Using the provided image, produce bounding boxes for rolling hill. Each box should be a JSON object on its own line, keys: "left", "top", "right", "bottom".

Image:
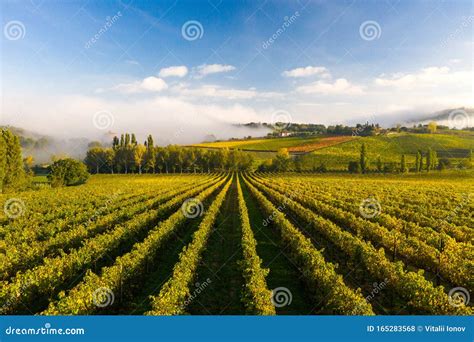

{"left": 191, "top": 131, "right": 473, "bottom": 169}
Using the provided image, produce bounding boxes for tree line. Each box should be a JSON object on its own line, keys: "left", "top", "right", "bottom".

{"left": 84, "top": 133, "right": 255, "bottom": 174}
{"left": 348, "top": 143, "right": 472, "bottom": 174}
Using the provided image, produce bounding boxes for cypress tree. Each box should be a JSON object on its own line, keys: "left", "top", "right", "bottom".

{"left": 360, "top": 143, "right": 368, "bottom": 174}
{"left": 376, "top": 156, "right": 383, "bottom": 173}
{"left": 112, "top": 136, "right": 119, "bottom": 150}
{"left": 0, "top": 132, "right": 6, "bottom": 191}
{"left": 400, "top": 154, "right": 407, "bottom": 173}
{"left": 2, "top": 129, "right": 25, "bottom": 191}
{"left": 415, "top": 151, "right": 422, "bottom": 172}
{"left": 426, "top": 148, "right": 432, "bottom": 171}
{"left": 431, "top": 149, "right": 438, "bottom": 170}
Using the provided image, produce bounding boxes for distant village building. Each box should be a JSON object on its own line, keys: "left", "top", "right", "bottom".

{"left": 279, "top": 131, "right": 292, "bottom": 137}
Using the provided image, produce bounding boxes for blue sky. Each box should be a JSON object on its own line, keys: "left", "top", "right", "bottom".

{"left": 1, "top": 0, "right": 472, "bottom": 142}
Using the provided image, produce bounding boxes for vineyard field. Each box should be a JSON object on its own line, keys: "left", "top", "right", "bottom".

{"left": 0, "top": 173, "right": 472, "bottom": 315}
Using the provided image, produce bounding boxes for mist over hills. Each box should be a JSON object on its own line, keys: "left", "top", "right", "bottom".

{"left": 3, "top": 107, "right": 472, "bottom": 164}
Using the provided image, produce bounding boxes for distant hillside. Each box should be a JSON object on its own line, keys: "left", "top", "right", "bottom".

{"left": 1, "top": 126, "right": 94, "bottom": 164}
{"left": 405, "top": 107, "right": 474, "bottom": 128}
{"left": 192, "top": 135, "right": 355, "bottom": 153}
{"left": 303, "top": 132, "right": 474, "bottom": 170}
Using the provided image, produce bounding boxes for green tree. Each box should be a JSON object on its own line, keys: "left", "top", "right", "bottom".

{"left": 48, "top": 158, "right": 89, "bottom": 187}
{"left": 437, "top": 158, "right": 450, "bottom": 171}
{"left": 2, "top": 129, "right": 26, "bottom": 192}
{"left": 431, "top": 149, "right": 438, "bottom": 170}
{"left": 144, "top": 135, "right": 156, "bottom": 173}
{"left": 348, "top": 161, "right": 361, "bottom": 174}
{"left": 400, "top": 154, "right": 408, "bottom": 173}
{"left": 23, "top": 156, "right": 34, "bottom": 175}
{"left": 376, "top": 156, "right": 383, "bottom": 173}
{"left": 360, "top": 143, "right": 368, "bottom": 174}
{"left": 426, "top": 148, "right": 432, "bottom": 171}
{"left": 273, "top": 148, "right": 291, "bottom": 171}
{"left": 134, "top": 144, "right": 147, "bottom": 174}
{"left": 428, "top": 121, "right": 437, "bottom": 134}
{"left": 0, "top": 133, "right": 6, "bottom": 189}
{"left": 84, "top": 147, "right": 106, "bottom": 174}
{"left": 415, "top": 151, "right": 422, "bottom": 172}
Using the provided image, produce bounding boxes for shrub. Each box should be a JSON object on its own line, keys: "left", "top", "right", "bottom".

{"left": 437, "top": 158, "right": 451, "bottom": 171}
{"left": 48, "top": 158, "right": 90, "bottom": 187}
{"left": 348, "top": 161, "right": 360, "bottom": 174}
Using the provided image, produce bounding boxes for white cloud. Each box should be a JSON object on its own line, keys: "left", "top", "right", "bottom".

{"left": 112, "top": 76, "right": 168, "bottom": 93}
{"left": 171, "top": 84, "right": 282, "bottom": 100}
{"left": 196, "top": 64, "right": 236, "bottom": 77}
{"left": 282, "top": 66, "right": 330, "bottom": 78}
{"left": 175, "top": 85, "right": 256, "bottom": 99}
{"left": 296, "top": 78, "right": 364, "bottom": 95}
{"left": 374, "top": 66, "right": 470, "bottom": 89}
{"left": 158, "top": 65, "right": 188, "bottom": 78}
